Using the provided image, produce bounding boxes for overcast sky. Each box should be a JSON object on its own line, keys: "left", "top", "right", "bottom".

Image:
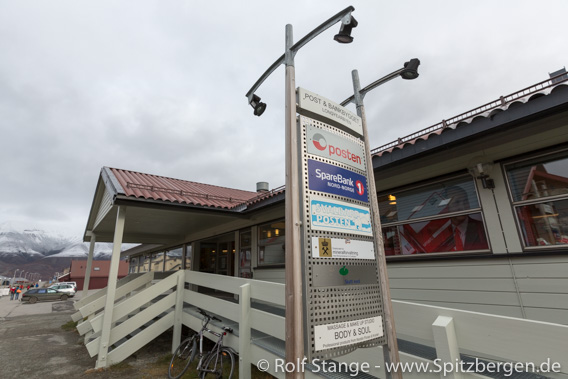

{"left": 0, "top": 0, "right": 566, "bottom": 238}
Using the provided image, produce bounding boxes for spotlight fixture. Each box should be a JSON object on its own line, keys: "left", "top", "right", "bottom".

{"left": 334, "top": 15, "right": 358, "bottom": 44}
{"left": 400, "top": 58, "right": 420, "bottom": 80}
{"left": 250, "top": 94, "right": 267, "bottom": 116}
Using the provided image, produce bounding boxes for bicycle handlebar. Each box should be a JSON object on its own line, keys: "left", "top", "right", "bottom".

{"left": 197, "top": 307, "right": 222, "bottom": 323}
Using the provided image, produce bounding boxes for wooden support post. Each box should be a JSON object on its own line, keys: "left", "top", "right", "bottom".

{"left": 172, "top": 270, "right": 185, "bottom": 353}
{"left": 96, "top": 206, "right": 126, "bottom": 369}
{"left": 83, "top": 233, "right": 96, "bottom": 297}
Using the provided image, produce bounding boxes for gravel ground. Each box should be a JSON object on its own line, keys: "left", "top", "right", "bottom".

{"left": 0, "top": 306, "right": 174, "bottom": 379}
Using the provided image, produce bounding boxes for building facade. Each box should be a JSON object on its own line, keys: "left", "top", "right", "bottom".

{"left": 59, "top": 259, "right": 129, "bottom": 290}
{"left": 84, "top": 72, "right": 568, "bottom": 325}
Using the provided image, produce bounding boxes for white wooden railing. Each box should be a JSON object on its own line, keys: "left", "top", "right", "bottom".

{"left": 73, "top": 271, "right": 568, "bottom": 378}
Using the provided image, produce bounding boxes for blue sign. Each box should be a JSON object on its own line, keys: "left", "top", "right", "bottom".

{"left": 310, "top": 195, "right": 373, "bottom": 236}
{"left": 308, "top": 159, "right": 368, "bottom": 202}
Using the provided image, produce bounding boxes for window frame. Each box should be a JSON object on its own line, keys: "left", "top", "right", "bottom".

{"left": 379, "top": 173, "right": 491, "bottom": 257}
{"left": 504, "top": 147, "right": 568, "bottom": 251}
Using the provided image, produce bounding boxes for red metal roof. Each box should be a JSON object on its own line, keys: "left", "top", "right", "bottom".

{"left": 109, "top": 167, "right": 260, "bottom": 210}
{"left": 243, "top": 185, "right": 285, "bottom": 206}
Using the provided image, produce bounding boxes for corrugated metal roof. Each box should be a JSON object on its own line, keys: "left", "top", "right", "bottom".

{"left": 372, "top": 74, "right": 568, "bottom": 157}
{"left": 108, "top": 167, "right": 260, "bottom": 210}
{"left": 243, "top": 185, "right": 285, "bottom": 206}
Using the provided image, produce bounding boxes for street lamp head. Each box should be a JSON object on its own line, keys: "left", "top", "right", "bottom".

{"left": 250, "top": 94, "right": 267, "bottom": 116}
{"left": 334, "top": 15, "right": 358, "bottom": 44}
{"left": 401, "top": 58, "right": 420, "bottom": 80}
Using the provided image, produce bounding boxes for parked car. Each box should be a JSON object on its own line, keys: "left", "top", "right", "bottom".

{"left": 48, "top": 283, "right": 76, "bottom": 297}
{"left": 21, "top": 288, "right": 71, "bottom": 304}
{"left": 60, "top": 281, "right": 78, "bottom": 291}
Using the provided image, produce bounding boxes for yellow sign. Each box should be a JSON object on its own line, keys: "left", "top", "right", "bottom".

{"left": 318, "top": 238, "right": 332, "bottom": 257}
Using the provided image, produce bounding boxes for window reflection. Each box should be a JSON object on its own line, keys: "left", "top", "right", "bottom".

{"left": 379, "top": 177, "right": 479, "bottom": 224}
{"left": 165, "top": 247, "right": 183, "bottom": 271}
{"left": 258, "top": 220, "right": 285, "bottom": 265}
{"left": 516, "top": 200, "right": 568, "bottom": 246}
{"left": 380, "top": 176, "right": 488, "bottom": 256}
{"left": 384, "top": 213, "right": 488, "bottom": 255}
{"left": 507, "top": 152, "right": 568, "bottom": 248}
{"left": 508, "top": 154, "right": 568, "bottom": 202}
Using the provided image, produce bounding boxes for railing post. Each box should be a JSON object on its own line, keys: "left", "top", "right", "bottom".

{"left": 432, "top": 316, "right": 463, "bottom": 379}
{"left": 239, "top": 283, "right": 251, "bottom": 379}
{"left": 172, "top": 270, "right": 185, "bottom": 353}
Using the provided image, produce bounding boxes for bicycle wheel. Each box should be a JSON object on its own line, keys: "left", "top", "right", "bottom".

{"left": 169, "top": 336, "right": 197, "bottom": 379}
{"left": 200, "top": 347, "right": 235, "bottom": 379}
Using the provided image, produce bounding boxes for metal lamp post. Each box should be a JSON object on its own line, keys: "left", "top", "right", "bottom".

{"left": 340, "top": 60, "right": 420, "bottom": 379}
{"left": 246, "top": 6, "right": 358, "bottom": 377}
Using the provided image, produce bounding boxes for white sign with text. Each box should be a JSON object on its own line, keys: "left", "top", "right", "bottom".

{"left": 297, "top": 87, "right": 363, "bottom": 136}
{"left": 314, "top": 316, "right": 384, "bottom": 351}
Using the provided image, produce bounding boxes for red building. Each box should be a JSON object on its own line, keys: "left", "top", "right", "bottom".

{"left": 59, "top": 259, "right": 129, "bottom": 290}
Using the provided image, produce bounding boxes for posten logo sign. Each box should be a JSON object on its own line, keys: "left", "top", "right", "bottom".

{"left": 306, "top": 123, "right": 366, "bottom": 172}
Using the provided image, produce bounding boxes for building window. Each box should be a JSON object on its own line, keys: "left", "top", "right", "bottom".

{"left": 184, "top": 244, "right": 192, "bottom": 270}
{"left": 379, "top": 175, "right": 489, "bottom": 256}
{"left": 165, "top": 246, "right": 183, "bottom": 271}
{"left": 258, "top": 220, "right": 285, "bottom": 266}
{"left": 139, "top": 255, "right": 150, "bottom": 272}
{"left": 150, "top": 252, "right": 163, "bottom": 272}
{"left": 129, "top": 257, "right": 138, "bottom": 273}
{"left": 239, "top": 230, "right": 252, "bottom": 278}
{"left": 506, "top": 151, "right": 568, "bottom": 248}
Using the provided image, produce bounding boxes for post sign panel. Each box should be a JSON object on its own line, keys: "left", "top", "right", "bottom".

{"left": 306, "top": 123, "right": 366, "bottom": 171}
{"left": 310, "top": 195, "right": 372, "bottom": 236}
{"left": 314, "top": 316, "right": 383, "bottom": 352}
{"left": 299, "top": 101, "right": 386, "bottom": 361}
{"left": 308, "top": 159, "right": 368, "bottom": 202}
{"left": 297, "top": 87, "right": 363, "bottom": 136}
{"left": 311, "top": 237, "right": 375, "bottom": 260}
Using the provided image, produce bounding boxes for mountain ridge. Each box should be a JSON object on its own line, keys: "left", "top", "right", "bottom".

{"left": 0, "top": 222, "right": 132, "bottom": 281}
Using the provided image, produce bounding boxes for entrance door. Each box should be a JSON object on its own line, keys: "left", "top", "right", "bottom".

{"left": 198, "top": 236, "right": 235, "bottom": 277}
{"left": 197, "top": 236, "right": 236, "bottom": 297}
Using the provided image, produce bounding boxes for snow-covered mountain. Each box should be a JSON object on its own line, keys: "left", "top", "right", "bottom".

{"left": 0, "top": 222, "right": 126, "bottom": 262}
{"left": 0, "top": 222, "right": 136, "bottom": 280}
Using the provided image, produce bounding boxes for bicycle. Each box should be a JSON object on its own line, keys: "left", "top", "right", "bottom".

{"left": 168, "top": 308, "right": 236, "bottom": 379}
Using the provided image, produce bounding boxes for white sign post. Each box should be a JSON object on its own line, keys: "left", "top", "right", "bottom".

{"left": 297, "top": 87, "right": 363, "bottom": 136}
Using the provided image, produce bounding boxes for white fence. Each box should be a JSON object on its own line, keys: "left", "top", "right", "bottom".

{"left": 73, "top": 270, "right": 568, "bottom": 378}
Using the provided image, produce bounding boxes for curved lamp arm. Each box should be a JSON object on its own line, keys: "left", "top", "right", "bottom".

{"left": 245, "top": 6, "right": 355, "bottom": 103}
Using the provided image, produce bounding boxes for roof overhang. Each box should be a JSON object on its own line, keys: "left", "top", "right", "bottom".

{"left": 85, "top": 197, "right": 249, "bottom": 244}
{"left": 373, "top": 85, "right": 568, "bottom": 190}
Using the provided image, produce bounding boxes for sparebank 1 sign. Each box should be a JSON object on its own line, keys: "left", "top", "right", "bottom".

{"left": 297, "top": 87, "right": 363, "bottom": 136}
{"left": 308, "top": 159, "right": 368, "bottom": 202}
{"left": 306, "top": 123, "right": 366, "bottom": 171}
{"left": 310, "top": 195, "right": 372, "bottom": 236}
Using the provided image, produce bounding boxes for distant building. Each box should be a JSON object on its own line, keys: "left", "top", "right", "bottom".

{"left": 59, "top": 259, "right": 129, "bottom": 290}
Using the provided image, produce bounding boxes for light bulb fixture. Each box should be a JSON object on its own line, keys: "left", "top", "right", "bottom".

{"left": 471, "top": 162, "right": 496, "bottom": 189}
{"left": 400, "top": 58, "right": 420, "bottom": 80}
{"left": 334, "top": 14, "right": 358, "bottom": 44}
{"left": 250, "top": 94, "right": 267, "bottom": 116}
